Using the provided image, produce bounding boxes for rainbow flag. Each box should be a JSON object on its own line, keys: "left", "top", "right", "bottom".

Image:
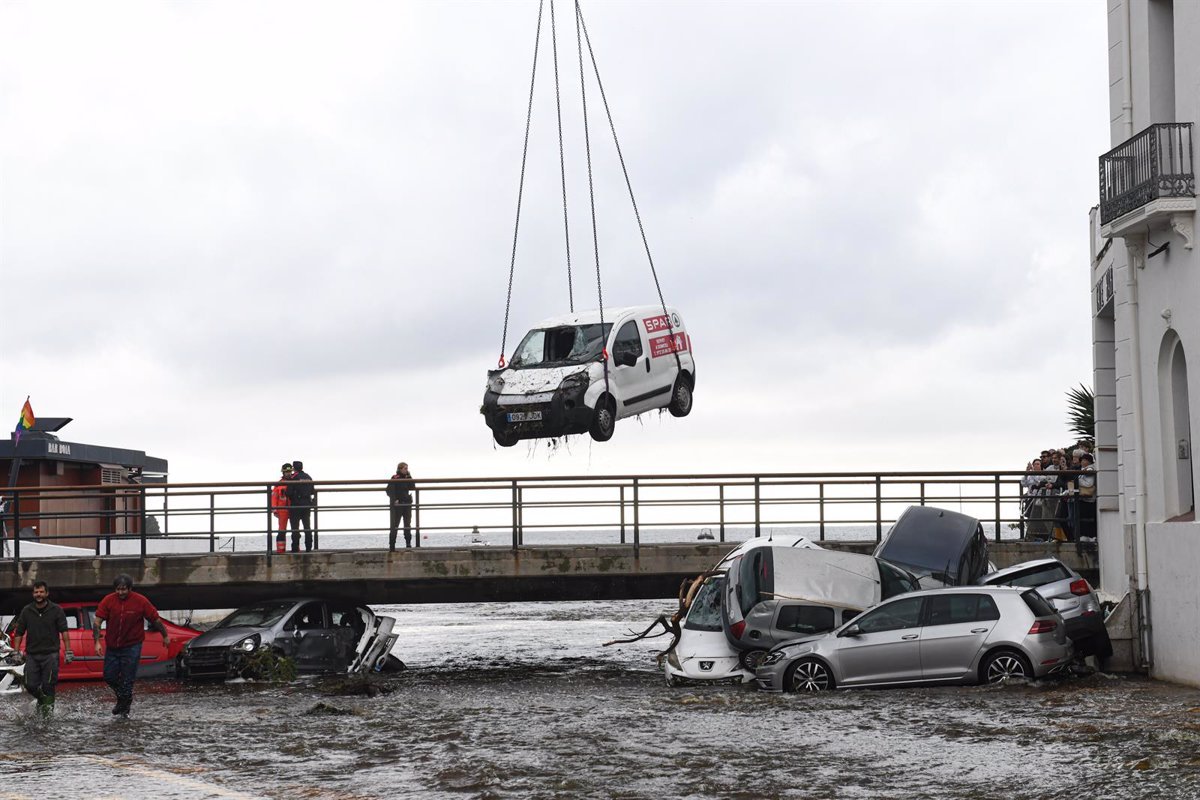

{"left": 13, "top": 398, "right": 34, "bottom": 445}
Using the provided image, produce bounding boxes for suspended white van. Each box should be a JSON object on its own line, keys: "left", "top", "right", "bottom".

{"left": 482, "top": 305, "right": 695, "bottom": 446}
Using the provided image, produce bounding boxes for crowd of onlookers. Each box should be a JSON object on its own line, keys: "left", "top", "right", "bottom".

{"left": 1022, "top": 443, "right": 1097, "bottom": 542}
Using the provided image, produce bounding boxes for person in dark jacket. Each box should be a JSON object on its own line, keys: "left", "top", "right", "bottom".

{"left": 285, "top": 460, "right": 316, "bottom": 552}
{"left": 386, "top": 462, "right": 415, "bottom": 550}
{"left": 94, "top": 574, "right": 168, "bottom": 716}
{"left": 12, "top": 581, "right": 72, "bottom": 713}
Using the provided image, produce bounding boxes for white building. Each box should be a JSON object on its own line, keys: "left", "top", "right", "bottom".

{"left": 1091, "top": 0, "right": 1197, "bottom": 686}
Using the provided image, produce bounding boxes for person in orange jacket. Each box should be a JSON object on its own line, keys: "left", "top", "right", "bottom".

{"left": 271, "top": 463, "right": 292, "bottom": 553}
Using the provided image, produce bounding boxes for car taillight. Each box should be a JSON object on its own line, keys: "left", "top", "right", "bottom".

{"left": 1069, "top": 579, "right": 1092, "bottom": 596}
{"left": 730, "top": 620, "right": 746, "bottom": 640}
{"left": 1028, "top": 620, "right": 1057, "bottom": 634}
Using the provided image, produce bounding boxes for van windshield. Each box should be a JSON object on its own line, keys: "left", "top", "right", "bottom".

{"left": 510, "top": 324, "right": 612, "bottom": 368}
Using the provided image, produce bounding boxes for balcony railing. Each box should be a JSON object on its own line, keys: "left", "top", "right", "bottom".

{"left": 1099, "top": 122, "right": 1195, "bottom": 225}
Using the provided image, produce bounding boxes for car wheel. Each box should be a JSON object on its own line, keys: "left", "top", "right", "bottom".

{"left": 589, "top": 397, "right": 616, "bottom": 442}
{"left": 738, "top": 649, "right": 768, "bottom": 672}
{"left": 785, "top": 657, "right": 834, "bottom": 692}
{"left": 1091, "top": 629, "right": 1114, "bottom": 660}
{"left": 492, "top": 427, "right": 519, "bottom": 448}
{"left": 668, "top": 375, "right": 693, "bottom": 418}
{"left": 982, "top": 649, "right": 1032, "bottom": 683}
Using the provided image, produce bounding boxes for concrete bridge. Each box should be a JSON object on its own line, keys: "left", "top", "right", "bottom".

{"left": 0, "top": 540, "right": 1098, "bottom": 613}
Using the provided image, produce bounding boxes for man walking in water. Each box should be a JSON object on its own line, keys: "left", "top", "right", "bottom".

{"left": 386, "top": 462, "right": 415, "bottom": 550}
{"left": 11, "top": 581, "right": 72, "bottom": 714}
{"left": 94, "top": 574, "right": 169, "bottom": 716}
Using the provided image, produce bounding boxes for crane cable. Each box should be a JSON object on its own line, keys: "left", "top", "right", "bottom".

{"left": 574, "top": 0, "right": 611, "bottom": 400}
{"left": 576, "top": 2, "right": 684, "bottom": 375}
{"left": 498, "top": 0, "right": 546, "bottom": 369}
{"left": 550, "top": 1, "right": 574, "bottom": 313}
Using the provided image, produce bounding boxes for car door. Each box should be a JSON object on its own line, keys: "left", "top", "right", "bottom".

{"left": 287, "top": 601, "right": 339, "bottom": 672}
{"left": 76, "top": 607, "right": 105, "bottom": 678}
{"left": 640, "top": 311, "right": 684, "bottom": 411}
{"left": 919, "top": 593, "right": 1001, "bottom": 680}
{"left": 832, "top": 596, "right": 925, "bottom": 686}
{"left": 610, "top": 319, "right": 662, "bottom": 417}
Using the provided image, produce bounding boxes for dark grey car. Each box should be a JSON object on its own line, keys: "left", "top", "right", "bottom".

{"left": 979, "top": 558, "right": 1112, "bottom": 659}
{"left": 180, "top": 598, "right": 398, "bottom": 680}
{"left": 873, "top": 506, "right": 991, "bottom": 588}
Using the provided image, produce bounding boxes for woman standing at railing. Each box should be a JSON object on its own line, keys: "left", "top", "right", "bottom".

{"left": 271, "top": 464, "right": 291, "bottom": 554}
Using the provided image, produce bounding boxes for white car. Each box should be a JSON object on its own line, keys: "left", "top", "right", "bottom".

{"left": 482, "top": 305, "right": 695, "bottom": 446}
{"left": 664, "top": 535, "right": 820, "bottom": 686}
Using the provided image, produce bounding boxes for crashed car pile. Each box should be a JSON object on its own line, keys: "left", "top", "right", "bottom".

{"left": 658, "top": 506, "right": 1112, "bottom": 693}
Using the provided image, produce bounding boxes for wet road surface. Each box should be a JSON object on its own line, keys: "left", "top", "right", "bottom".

{"left": 1, "top": 599, "right": 1198, "bottom": 799}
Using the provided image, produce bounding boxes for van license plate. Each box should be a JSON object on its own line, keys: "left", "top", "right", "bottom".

{"left": 507, "top": 411, "right": 543, "bottom": 423}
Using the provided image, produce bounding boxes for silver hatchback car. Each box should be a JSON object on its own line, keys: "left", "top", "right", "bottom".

{"left": 756, "top": 586, "right": 1071, "bottom": 692}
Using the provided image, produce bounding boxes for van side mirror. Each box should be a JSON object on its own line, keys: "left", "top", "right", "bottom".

{"left": 839, "top": 624, "right": 862, "bottom": 638}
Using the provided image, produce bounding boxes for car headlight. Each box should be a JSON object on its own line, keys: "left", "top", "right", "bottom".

{"left": 487, "top": 373, "right": 506, "bottom": 393}
{"left": 760, "top": 650, "right": 785, "bottom": 667}
{"left": 666, "top": 650, "right": 681, "bottom": 670}
{"left": 235, "top": 634, "right": 260, "bottom": 652}
{"left": 182, "top": 640, "right": 193, "bottom": 654}
{"left": 558, "top": 372, "right": 590, "bottom": 393}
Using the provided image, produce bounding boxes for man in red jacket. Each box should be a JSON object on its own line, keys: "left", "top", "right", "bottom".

{"left": 93, "top": 574, "right": 169, "bottom": 716}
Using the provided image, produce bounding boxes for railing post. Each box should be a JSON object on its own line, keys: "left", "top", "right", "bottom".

{"left": 875, "top": 475, "right": 883, "bottom": 541}
{"left": 511, "top": 480, "right": 519, "bottom": 551}
{"left": 632, "top": 477, "right": 640, "bottom": 555}
{"left": 163, "top": 487, "right": 169, "bottom": 536}
{"left": 313, "top": 487, "right": 319, "bottom": 552}
{"left": 266, "top": 485, "right": 273, "bottom": 559}
{"left": 818, "top": 482, "right": 825, "bottom": 541}
{"left": 517, "top": 486, "right": 524, "bottom": 546}
{"left": 1018, "top": 483, "right": 1026, "bottom": 539}
{"left": 414, "top": 487, "right": 421, "bottom": 548}
{"left": 11, "top": 489, "right": 20, "bottom": 570}
{"left": 994, "top": 474, "right": 1002, "bottom": 542}
{"left": 754, "top": 477, "right": 761, "bottom": 538}
{"left": 920, "top": 481, "right": 926, "bottom": 506}
{"left": 140, "top": 485, "right": 148, "bottom": 560}
{"left": 619, "top": 485, "right": 626, "bottom": 544}
{"left": 718, "top": 483, "right": 725, "bottom": 542}
{"left": 210, "top": 493, "right": 216, "bottom": 553}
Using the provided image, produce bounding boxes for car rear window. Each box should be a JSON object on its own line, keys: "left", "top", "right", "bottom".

{"left": 684, "top": 577, "right": 724, "bottom": 632}
{"left": 1021, "top": 589, "right": 1057, "bottom": 618}
{"left": 986, "top": 563, "right": 1072, "bottom": 588}
{"left": 736, "top": 551, "right": 770, "bottom": 617}
{"left": 877, "top": 559, "right": 919, "bottom": 598}
{"left": 775, "top": 605, "right": 836, "bottom": 635}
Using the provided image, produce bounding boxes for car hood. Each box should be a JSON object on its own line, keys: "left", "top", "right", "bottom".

{"left": 497, "top": 365, "right": 589, "bottom": 395}
{"left": 190, "top": 626, "right": 267, "bottom": 647}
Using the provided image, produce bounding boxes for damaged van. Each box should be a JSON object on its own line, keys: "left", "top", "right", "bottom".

{"left": 722, "top": 546, "right": 921, "bottom": 670}
{"left": 482, "top": 305, "right": 695, "bottom": 446}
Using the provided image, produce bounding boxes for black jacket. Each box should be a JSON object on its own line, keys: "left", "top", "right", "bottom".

{"left": 15, "top": 601, "right": 68, "bottom": 655}
{"left": 387, "top": 474, "right": 414, "bottom": 504}
{"left": 285, "top": 470, "right": 316, "bottom": 508}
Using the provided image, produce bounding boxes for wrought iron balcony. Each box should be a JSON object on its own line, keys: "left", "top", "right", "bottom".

{"left": 1099, "top": 122, "right": 1194, "bottom": 225}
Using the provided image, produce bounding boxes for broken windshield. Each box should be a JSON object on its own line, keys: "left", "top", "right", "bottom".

{"left": 510, "top": 324, "right": 612, "bottom": 368}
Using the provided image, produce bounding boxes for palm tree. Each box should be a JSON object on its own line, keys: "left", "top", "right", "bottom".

{"left": 1066, "top": 384, "right": 1095, "bottom": 444}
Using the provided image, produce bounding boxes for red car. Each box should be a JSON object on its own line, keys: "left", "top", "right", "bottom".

{"left": 7, "top": 601, "right": 202, "bottom": 681}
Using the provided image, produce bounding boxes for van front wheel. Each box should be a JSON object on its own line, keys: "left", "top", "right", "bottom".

{"left": 590, "top": 398, "right": 616, "bottom": 442}
{"left": 493, "top": 428, "right": 519, "bottom": 448}
{"left": 668, "top": 376, "right": 693, "bottom": 418}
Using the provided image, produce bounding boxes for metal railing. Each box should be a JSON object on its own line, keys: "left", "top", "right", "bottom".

{"left": 1099, "top": 122, "right": 1194, "bottom": 224}
{"left": 0, "top": 470, "right": 1098, "bottom": 568}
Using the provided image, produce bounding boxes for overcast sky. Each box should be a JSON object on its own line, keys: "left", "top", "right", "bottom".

{"left": 1, "top": 1, "right": 1108, "bottom": 485}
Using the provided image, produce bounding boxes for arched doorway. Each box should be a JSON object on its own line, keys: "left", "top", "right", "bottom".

{"left": 1158, "top": 332, "right": 1194, "bottom": 519}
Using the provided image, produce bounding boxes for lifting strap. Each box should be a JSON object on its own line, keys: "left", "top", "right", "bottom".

{"left": 576, "top": 3, "right": 684, "bottom": 375}
{"left": 498, "top": 0, "right": 546, "bottom": 369}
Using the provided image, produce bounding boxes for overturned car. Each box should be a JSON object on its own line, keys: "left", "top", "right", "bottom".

{"left": 482, "top": 305, "right": 695, "bottom": 446}
{"left": 873, "top": 506, "right": 991, "bottom": 588}
{"left": 180, "top": 598, "right": 399, "bottom": 680}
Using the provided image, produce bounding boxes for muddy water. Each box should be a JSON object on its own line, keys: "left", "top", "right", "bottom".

{"left": 2, "top": 599, "right": 1199, "bottom": 799}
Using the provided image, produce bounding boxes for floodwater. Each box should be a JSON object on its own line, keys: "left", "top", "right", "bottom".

{"left": 2, "top": 599, "right": 1199, "bottom": 800}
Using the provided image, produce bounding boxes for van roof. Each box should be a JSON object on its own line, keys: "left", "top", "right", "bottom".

{"left": 531, "top": 305, "right": 680, "bottom": 329}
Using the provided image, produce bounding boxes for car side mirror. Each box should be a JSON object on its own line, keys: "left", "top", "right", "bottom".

{"left": 293, "top": 629, "right": 304, "bottom": 639}
{"left": 840, "top": 624, "right": 862, "bottom": 638}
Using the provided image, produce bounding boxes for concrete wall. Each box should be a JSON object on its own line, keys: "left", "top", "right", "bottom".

{"left": 1145, "top": 522, "right": 1200, "bottom": 686}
